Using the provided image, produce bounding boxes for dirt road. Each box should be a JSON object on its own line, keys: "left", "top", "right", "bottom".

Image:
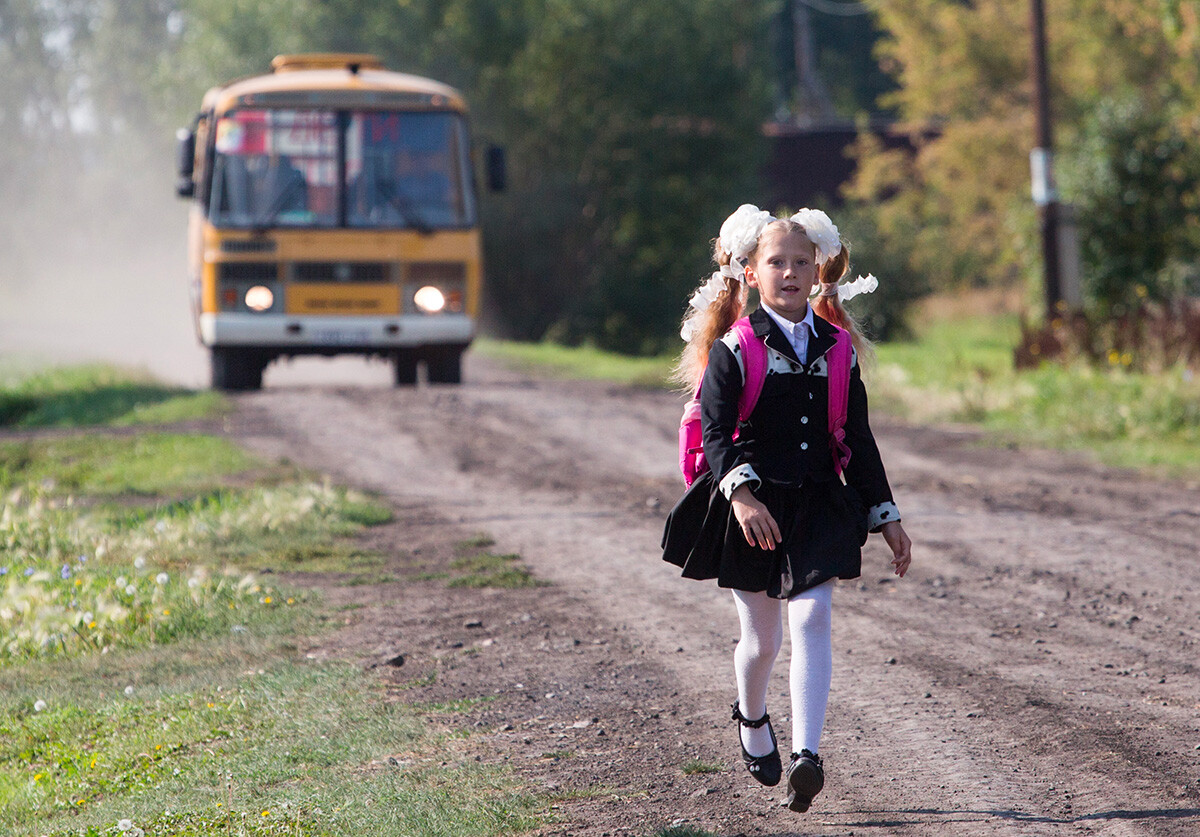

{"left": 228, "top": 354, "right": 1200, "bottom": 836}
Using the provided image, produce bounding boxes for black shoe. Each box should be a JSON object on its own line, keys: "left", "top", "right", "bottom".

{"left": 731, "top": 701, "right": 782, "bottom": 787}
{"left": 785, "top": 749, "right": 825, "bottom": 812}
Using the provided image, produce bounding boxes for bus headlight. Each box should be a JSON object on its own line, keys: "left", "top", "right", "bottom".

{"left": 413, "top": 286, "right": 446, "bottom": 314}
{"left": 245, "top": 285, "right": 275, "bottom": 312}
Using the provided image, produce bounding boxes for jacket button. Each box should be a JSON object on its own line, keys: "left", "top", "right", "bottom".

{"left": 801, "top": 442, "right": 808, "bottom": 450}
{"left": 801, "top": 416, "right": 809, "bottom": 424}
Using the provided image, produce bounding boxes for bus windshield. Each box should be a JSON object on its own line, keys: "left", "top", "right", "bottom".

{"left": 208, "top": 109, "right": 476, "bottom": 230}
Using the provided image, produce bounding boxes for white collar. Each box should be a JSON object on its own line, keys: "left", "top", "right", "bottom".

{"left": 761, "top": 302, "right": 817, "bottom": 340}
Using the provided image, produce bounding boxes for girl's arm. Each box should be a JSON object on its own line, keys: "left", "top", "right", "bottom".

{"left": 700, "top": 339, "right": 781, "bottom": 550}
{"left": 698, "top": 338, "right": 751, "bottom": 493}
{"left": 880, "top": 520, "right": 911, "bottom": 577}
{"left": 842, "top": 359, "right": 900, "bottom": 531}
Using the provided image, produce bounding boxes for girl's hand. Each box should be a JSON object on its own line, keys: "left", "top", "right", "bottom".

{"left": 730, "top": 484, "right": 781, "bottom": 550}
{"left": 880, "top": 521, "right": 911, "bottom": 577}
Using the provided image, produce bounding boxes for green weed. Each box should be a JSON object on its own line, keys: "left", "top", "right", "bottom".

{"left": 679, "top": 759, "right": 723, "bottom": 775}
{"left": 447, "top": 552, "right": 544, "bottom": 589}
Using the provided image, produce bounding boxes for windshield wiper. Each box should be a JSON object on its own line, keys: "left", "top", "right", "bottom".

{"left": 371, "top": 180, "right": 434, "bottom": 235}
{"left": 251, "top": 172, "right": 307, "bottom": 235}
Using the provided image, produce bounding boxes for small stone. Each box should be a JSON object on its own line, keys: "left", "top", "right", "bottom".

{"left": 885, "top": 657, "right": 897, "bottom": 665}
{"left": 464, "top": 619, "right": 484, "bottom": 629}
{"left": 385, "top": 653, "right": 405, "bottom": 667}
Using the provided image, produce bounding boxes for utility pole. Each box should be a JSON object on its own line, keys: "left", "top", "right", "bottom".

{"left": 1029, "top": 0, "right": 1063, "bottom": 315}
{"left": 792, "top": 0, "right": 836, "bottom": 125}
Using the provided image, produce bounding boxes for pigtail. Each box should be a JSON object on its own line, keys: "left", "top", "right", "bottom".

{"left": 810, "top": 243, "right": 875, "bottom": 367}
{"left": 672, "top": 241, "right": 748, "bottom": 392}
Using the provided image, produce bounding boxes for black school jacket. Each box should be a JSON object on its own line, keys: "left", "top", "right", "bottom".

{"left": 699, "top": 306, "right": 899, "bottom": 531}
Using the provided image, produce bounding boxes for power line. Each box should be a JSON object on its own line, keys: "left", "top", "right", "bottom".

{"left": 796, "top": 0, "right": 872, "bottom": 17}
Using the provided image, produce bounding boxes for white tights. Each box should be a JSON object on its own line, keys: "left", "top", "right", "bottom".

{"left": 731, "top": 580, "right": 834, "bottom": 758}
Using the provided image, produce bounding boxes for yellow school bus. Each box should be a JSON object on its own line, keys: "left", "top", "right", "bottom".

{"left": 175, "top": 54, "right": 503, "bottom": 389}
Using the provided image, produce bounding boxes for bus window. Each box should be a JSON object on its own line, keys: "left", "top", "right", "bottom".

{"left": 346, "top": 112, "right": 475, "bottom": 229}
{"left": 209, "top": 110, "right": 338, "bottom": 228}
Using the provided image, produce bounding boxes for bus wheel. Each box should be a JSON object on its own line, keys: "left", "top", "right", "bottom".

{"left": 392, "top": 350, "right": 418, "bottom": 386}
{"left": 425, "top": 347, "right": 463, "bottom": 385}
{"left": 211, "top": 348, "right": 265, "bottom": 391}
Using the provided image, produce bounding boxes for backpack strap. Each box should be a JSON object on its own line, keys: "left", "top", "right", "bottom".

{"left": 827, "top": 326, "right": 853, "bottom": 476}
{"left": 731, "top": 317, "right": 767, "bottom": 422}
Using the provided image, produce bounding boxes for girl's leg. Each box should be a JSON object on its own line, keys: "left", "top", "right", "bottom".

{"left": 731, "top": 589, "right": 783, "bottom": 757}
{"left": 787, "top": 579, "right": 834, "bottom": 755}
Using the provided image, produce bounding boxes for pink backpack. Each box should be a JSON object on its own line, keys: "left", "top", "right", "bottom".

{"left": 679, "top": 318, "right": 853, "bottom": 486}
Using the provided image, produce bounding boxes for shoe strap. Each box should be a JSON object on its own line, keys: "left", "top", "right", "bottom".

{"left": 731, "top": 701, "right": 771, "bottom": 729}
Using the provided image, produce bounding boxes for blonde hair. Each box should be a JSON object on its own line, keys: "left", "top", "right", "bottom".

{"left": 673, "top": 218, "right": 873, "bottom": 391}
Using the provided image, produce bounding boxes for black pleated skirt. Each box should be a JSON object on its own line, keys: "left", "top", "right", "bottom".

{"left": 661, "top": 472, "right": 866, "bottom": 599}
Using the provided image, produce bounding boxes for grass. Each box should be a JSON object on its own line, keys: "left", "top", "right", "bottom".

{"left": 473, "top": 337, "right": 674, "bottom": 387}
{"left": 679, "top": 759, "right": 723, "bottom": 775}
{"left": 447, "top": 539, "right": 544, "bottom": 589}
{"left": 0, "top": 647, "right": 544, "bottom": 836}
{"left": 0, "top": 434, "right": 261, "bottom": 496}
{"left": 0, "top": 364, "right": 226, "bottom": 428}
{"left": 871, "top": 307, "right": 1200, "bottom": 475}
{"left": 0, "top": 364, "right": 550, "bottom": 836}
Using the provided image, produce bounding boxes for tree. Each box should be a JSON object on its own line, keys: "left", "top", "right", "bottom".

{"left": 846, "top": 0, "right": 1200, "bottom": 308}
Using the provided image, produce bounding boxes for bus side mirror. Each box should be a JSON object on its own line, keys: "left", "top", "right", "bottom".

{"left": 175, "top": 128, "right": 196, "bottom": 198}
{"left": 485, "top": 145, "right": 506, "bottom": 192}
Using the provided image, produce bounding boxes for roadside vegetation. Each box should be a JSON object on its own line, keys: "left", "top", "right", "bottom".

{"left": 477, "top": 292, "right": 1200, "bottom": 477}
{"left": 0, "top": 365, "right": 548, "bottom": 836}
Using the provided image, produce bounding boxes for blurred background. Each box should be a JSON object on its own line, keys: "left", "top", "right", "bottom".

{"left": 1, "top": 0, "right": 1198, "bottom": 385}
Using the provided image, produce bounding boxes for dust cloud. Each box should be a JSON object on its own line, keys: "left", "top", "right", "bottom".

{"left": 0, "top": 155, "right": 390, "bottom": 390}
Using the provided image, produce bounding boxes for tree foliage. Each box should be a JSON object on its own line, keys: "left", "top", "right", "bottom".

{"left": 847, "top": 0, "right": 1200, "bottom": 310}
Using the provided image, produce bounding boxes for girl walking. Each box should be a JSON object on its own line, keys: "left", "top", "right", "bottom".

{"left": 662, "top": 205, "right": 912, "bottom": 812}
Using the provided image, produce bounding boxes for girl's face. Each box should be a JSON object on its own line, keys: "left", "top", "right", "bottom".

{"left": 745, "top": 227, "right": 818, "bottom": 322}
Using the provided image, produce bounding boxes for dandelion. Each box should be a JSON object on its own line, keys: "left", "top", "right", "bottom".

{"left": 118, "top": 820, "right": 133, "bottom": 832}
{"left": 162, "top": 608, "right": 171, "bottom": 616}
{"left": 187, "top": 577, "right": 200, "bottom": 589}
{"left": 74, "top": 578, "right": 82, "bottom": 587}
{"left": 34, "top": 699, "right": 47, "bottom": 712}
{"left": 261, "top": 810, "right": 270, "bottom": 817}
{"left": 134, "top": 556, "right": 146, "bottom": 569}
{"left": 156, "top": 572, "right": 169, "bottom": 585}
{"left": 262, "top": 596, "right": 273, "bottom": 605}
{"left": 126, "top": 585, "right": 136, "bottom": 596}
{"left": 286, "top": 598, "right": 295, "bottom": 605}
{"left": 88, "top": 621, "right": 97, "bottom": 629}
{"left": 116, "top": 576, "right": 127, "bottom": 588}
{"left": 124, "top": 686, "right": 135, "bottom": 696}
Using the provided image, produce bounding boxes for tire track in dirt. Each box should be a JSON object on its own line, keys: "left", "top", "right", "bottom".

{"left": 228, "top": 357, "right": 1200, "bottom": 835}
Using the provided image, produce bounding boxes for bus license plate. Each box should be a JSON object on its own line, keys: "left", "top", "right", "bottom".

{"left": 311, "top": 329, "right": 371, "bottom": 346}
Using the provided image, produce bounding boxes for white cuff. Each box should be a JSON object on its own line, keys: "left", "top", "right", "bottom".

{"left": 719, "top": 463, "right": 761, "bottom": 500}
{"left": 868, "top": 501, "right": 900, "bottom": 532}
